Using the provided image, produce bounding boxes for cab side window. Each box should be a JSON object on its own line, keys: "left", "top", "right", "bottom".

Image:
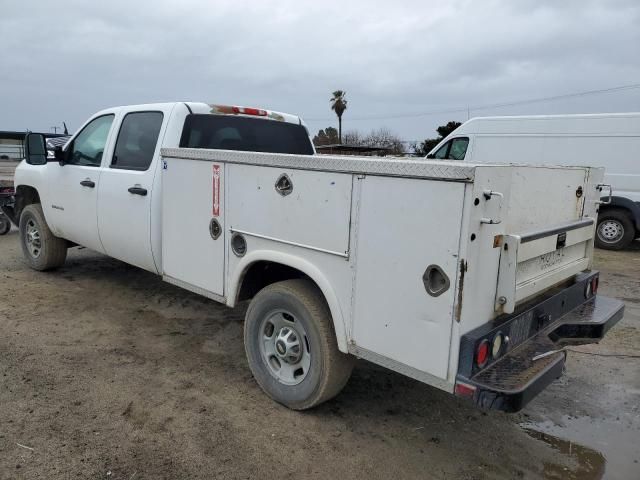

{"left": 68, "top": 115, "right": 115, "bottom": 167}
{"left": 431, "top": 137, "right": 469, "bottom": 160}
{"left": 111, "top": 112, "right": 164, "bottom": 171}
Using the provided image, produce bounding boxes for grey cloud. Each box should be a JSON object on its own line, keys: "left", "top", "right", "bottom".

{"left": 0, "top": 0, "right": 638, "bottom": 141}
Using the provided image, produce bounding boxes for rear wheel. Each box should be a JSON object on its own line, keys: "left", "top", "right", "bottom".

{"left": 19, "top": 204, "right": 67, "bottom": 270}
{"left": 244, "top": 279, "right": 354, "bottom": 410}
{"left": 595, "top": 209, "right": 635, "bottom": 250}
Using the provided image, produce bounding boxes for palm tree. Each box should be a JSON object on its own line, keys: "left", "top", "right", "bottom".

{"left": 330, "top": 90, "right": 347, "bottom": 144}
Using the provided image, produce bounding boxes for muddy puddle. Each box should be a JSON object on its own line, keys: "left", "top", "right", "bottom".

{"left": 521, "top": 414, "right": 640, "bottom": 480}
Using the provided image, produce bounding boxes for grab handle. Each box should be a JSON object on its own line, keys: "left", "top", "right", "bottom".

{"left": 596, "top": 184, "right": 612, "bottom": 205}
{"left": 480, "top": 190, "right": 504, "bottom": 225}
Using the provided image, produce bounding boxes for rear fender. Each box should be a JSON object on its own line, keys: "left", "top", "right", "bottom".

{"left": 228, "top": 250, "right": 349, "bottom": 353}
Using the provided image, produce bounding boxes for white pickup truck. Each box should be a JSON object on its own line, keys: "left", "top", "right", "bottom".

{"left": 13, "top": 102, "right": 624, "bottom": 412}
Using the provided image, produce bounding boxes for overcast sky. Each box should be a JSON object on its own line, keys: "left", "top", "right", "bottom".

{"left": 1, "top": 0, "right": 639, "bottom": 142}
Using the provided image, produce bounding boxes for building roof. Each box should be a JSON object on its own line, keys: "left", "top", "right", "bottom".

{"left": 0, "top": 131, "right": 69, "bottom": 141}
{"left": 314, "top": 144, "right": 392, "bottom": 155}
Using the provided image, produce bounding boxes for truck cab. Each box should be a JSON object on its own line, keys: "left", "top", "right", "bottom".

{"left": 13, "top": 102, "right": 314, "bottom": 272}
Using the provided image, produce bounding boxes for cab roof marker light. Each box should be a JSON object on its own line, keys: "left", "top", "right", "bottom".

{"left": 209, "top": 105, "right": 268, "bottom": 116}
{"left": 232, "top": 106, "right": 267, "bottom": 116}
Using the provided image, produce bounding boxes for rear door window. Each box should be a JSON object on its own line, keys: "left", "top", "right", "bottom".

{"left": 180, "top": 114, "right": 314, "bottom": 155}
{"left": 111, "top": 111, "right": 164, "bottom": 171}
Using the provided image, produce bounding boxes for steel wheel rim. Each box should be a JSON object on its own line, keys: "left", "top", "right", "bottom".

{"left": 598, "top": 220, "right": 624, "bottom": 244}
{"left": 259, "top": 310, "right": 311, "bottom": 386}
{"left": 25, "top": 218, "right": 42, "bottom": 258}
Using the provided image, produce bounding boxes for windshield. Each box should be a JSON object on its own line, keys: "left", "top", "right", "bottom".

{"left": 180, "top": 114, "right": 314, "bottom": 155}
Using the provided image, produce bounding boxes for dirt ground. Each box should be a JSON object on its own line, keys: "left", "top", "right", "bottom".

{"left": 1, "top": 230, "right": 638, "bottom": 480}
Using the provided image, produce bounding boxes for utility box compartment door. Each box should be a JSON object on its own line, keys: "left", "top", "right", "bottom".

{"left": 162, "top": 158, "right": 225, "bottom": 296}
{"left": 227, "top": 164, "right": 352, "bottom": 256}
{"left": 352, "top": 176, "right": 465, "bottom": 380}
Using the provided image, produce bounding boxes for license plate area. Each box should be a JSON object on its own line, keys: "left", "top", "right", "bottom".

{"left": 516, "top": 243, "right": 587, "bottom": 285}
{"left": 495, "top": 219, "right": 595, "bottom": 314}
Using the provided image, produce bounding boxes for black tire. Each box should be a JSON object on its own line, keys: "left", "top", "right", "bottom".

{"left": 19, "top": 204, "right": 67, "bottom": 270}
{"left": 0, "top": 215, "right": 10, "bottom": 235}
{"left": 595, "top": 209, "right": 635, "bottom": 250}
{"left": 244, "top": 279, "right": 354, "bottom": 410}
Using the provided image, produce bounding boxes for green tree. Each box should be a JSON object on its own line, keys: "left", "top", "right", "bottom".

{"left": 312, "top": 127, "right": 339, "bottom": 146}
{"left": 414, "top": 121, "right": 462, "bottom": 156}
{"left": 330, "top": 90, "right": 348, "bottom": 143}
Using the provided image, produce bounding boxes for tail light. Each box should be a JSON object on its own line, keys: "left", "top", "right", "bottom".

{"left": 476, "top": 340, "right": 490, "bottom": 368}
{"left": 455, "top": 381, "right": 477, "bottom": 398}
{"left": 585, "top": 275, "right": 599, "bottom": 298}
{"left": 492, "top": 333, "right": 504, "bottom": 358}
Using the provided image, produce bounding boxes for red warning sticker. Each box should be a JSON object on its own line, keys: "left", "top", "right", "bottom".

{"left": 212, "top": 164, "right": 221, "bottom": 217}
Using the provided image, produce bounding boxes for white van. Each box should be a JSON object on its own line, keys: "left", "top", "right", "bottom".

{"left": 427, "top": 113, "right": 640, "bottom": 250}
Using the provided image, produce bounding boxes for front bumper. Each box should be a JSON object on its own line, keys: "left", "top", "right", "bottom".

{"left": 455, "top": 272, "right": 624, "bottom": 412}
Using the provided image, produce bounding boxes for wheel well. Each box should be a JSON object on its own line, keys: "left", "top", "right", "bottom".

{"left": 14, "top": 186, "right": 40, "bottom": 225}
{"left": 599, "top": 205, "right": 635, "bottom": 224}
{"left": 237, "top": 261, "right": 315, "bottom": 303}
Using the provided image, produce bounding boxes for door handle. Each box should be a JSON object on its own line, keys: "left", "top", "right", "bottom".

{"left": 80, "top": 179, "right": 95, "bottom": 188}
{"left": 128, "top": 186, "right": 148, "bottom": 196}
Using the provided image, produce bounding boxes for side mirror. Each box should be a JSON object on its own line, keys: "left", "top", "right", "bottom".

{"left": 54, "top": 145, "right": 64, "bottom": 163}
{"left": 54, "top": 143, "right": 73, "bottom": 166}
{"left": 24, "top": 133, "right": 48, "bottom": 165}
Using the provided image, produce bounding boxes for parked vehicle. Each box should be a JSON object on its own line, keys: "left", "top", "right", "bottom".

{"left": 0, "top": 160, "right": 16, "bottom": 235}
{"left": 0, "top": 134, "right": 72, "bottom": 232}
{"left": 13, "top": 102, "right": 623, "bottom": 412}
{"left": 427, "top": 113, "right": 640, "bottom": 250}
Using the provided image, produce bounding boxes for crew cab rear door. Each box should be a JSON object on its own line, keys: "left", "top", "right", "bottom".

{"left": 97, "top": 106, "right": 171, "bottom": 273}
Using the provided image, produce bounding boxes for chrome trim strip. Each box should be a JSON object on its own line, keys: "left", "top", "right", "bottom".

{"left": 348, "top": 344, "right": 454, "bottom": 392}
{"left": 160, "top": 147, "right": 476, "bottom": 182}
{"left": 520, "top": 218, "right": 595, "bottom": 243}
{"left": 162, "top": 275, "right": 226, "bottom": 304}
{"left": 230, "top": 228, "right": 349, "bottom": 258}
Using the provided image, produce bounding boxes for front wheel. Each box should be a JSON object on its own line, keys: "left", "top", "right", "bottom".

{"left": 244, "top": 279, "right": 354, "bottom": 410}
{"left": 0, "top": 215, "right": 10, "bottom": 235}
{"left": 19, "top": 204, "right": 67, "bottom": 270}
{"left": 595, "top": 209, "right": 635, "bottom": 250}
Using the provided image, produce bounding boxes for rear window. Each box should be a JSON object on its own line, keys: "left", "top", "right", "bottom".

{"left": 180, "top": 114, "right": 314, "bottom": 155}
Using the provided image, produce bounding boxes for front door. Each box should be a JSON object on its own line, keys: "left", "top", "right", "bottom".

{"left": 97, "top": 110, "right": 165, "bottom": 273}
{"left": 46, "top": 114, "right": 115, "bottom": 252}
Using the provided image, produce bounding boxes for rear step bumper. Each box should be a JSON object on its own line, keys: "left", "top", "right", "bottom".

{"left": 455, "top": 274, "right": 624, "bottom": 412}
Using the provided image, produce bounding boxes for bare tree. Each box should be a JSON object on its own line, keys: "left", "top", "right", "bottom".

{"left": 343, "top": 130, "right": 363, "bottom": 146}
{"left": 363, "top": 127, "right": 405, "bottom": 155}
